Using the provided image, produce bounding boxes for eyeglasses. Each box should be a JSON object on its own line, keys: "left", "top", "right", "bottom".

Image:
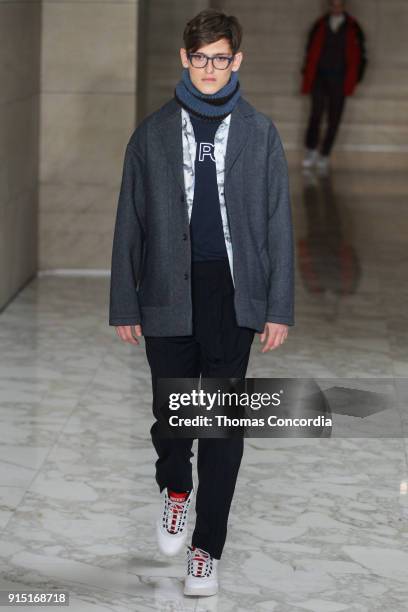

{"left": 187, "top": 52, "right": 234, "bottom": 70}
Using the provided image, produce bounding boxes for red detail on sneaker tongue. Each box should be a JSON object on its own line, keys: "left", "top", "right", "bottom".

{"left": 168, "top": 489, "right": 189, "bottom": 502}
{"left": 190, "top": 546, "right": 210, "bottom": 561}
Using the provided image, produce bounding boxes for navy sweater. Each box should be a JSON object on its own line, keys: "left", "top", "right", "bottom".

{"left": 189, "top": 113, "right": 228, "bottom": 262}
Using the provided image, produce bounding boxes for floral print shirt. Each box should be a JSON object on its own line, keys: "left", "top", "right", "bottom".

{"left": 181, "top": 107, "right": 235, "bottom": 287}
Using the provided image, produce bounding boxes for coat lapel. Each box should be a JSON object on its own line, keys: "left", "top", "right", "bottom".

{"left": 224, "top": 103, "right": 250, "bottom": 176}
{"left": 158, "top": 104, "right": 185, "bottom": 192}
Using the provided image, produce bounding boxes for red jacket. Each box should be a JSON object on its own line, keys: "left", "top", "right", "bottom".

{"left": 301, "top": 12, "right": 367, "bottom": 96}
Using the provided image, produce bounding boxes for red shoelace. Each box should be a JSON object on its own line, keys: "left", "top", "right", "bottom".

{"left": 167, "top": 490, "right": 189, "bottom": 534}
{"left": 189, "top": 546, "right": 211, "bottom": 577}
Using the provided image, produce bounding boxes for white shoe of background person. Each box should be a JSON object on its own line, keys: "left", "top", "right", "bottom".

{"left": 316, "top": 153, "right": 330, "bottom": 173}
{"left": 156, "top": 484, "right": 195, "bottom": 557}
{"left": 302, "top": 148, "right": 319, "bottom": 168}
{"left": 184, "top": 545, "right": 219, "bottom": 597}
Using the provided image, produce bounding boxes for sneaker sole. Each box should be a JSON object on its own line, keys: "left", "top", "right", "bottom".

{"left": 184, "top": 583, "right": 218, "bottom": 597}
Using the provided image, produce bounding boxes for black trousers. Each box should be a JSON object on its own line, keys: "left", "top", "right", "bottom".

{"left": 144, "top": 258, "right": 255, "bottom": 559}
{"left": 305, "top": 74, "right": 346, "bottom": 156}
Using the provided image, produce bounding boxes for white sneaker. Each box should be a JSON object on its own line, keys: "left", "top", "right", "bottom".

{"left": 184, "top": 545, "right": 219, "bottom": 597}
{"left": 302, "top": 148, "right": 319, "bottom": 168}
{"left": 316, "top": 153, "right": 330, "bottom": 173}
{"left": 156, "top": 485, "right": 194, "bottom": 557}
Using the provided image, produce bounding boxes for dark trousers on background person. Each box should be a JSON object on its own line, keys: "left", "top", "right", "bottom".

{"left": 305, "top": 72, "right": 346, "bottom": 156}
{"left": 144, "top": 258, "right": 255, "bottom": 560}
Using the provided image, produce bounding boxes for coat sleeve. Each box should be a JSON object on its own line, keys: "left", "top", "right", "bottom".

{"left": 109, "top": 143, "right": 145, "bottom": 327}
{"left": 301, "top": 18, "right": 321, "bottom": 74}
{"left": 265, "top": 123, "right": 295, "bottom": 326}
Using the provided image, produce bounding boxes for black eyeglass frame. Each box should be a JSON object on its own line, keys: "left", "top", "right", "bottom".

{"left": 187, "top": 52, "right": 235, "bottom": 70}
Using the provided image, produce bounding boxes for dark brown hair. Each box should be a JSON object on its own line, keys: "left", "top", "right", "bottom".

{"left": 183, "top": 9, "right": 243, "bottom": 54}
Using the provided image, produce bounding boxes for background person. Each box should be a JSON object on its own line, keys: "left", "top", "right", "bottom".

{"left": 301, "top": 0, "right": 367, "bottom": 171}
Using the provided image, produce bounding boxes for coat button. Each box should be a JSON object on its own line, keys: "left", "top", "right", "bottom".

{"left": 182, "top": 232, "right": 188, "bottom": 241}
{"left": 184, "top": 273, "right": 189, "bottom": 280}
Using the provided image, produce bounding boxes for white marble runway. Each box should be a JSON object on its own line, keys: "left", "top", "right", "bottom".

{"left": 0, "top": 169, "right": 408, "bottom": 611}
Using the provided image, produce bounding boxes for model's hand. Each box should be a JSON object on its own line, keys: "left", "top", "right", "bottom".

{"left": 115, "top": 324, "right": 143, "bottom": 345}
{"left": 259, "top": 323, "right": 288, "bottom": 353}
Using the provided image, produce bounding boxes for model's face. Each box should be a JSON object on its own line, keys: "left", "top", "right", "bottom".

{"left": 180, "top": 37, "right": 243, "bottom": 95}
{"left": 329, "top": 0, "right": 345, "bottom": 15}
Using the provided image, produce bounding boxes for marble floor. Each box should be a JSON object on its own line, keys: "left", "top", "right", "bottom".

{"left": 1, "top": 167, "right": 408, "bottom": 611}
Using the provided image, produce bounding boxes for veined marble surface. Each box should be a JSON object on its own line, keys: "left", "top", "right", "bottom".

{"left": 1, "top": 169, "right": 408, "bottom": 611}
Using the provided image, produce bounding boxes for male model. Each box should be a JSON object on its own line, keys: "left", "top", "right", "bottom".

{"left": 301, "top": 0, "right": 367, "bottom": 171}
{"left": 109, "top": 8, "right": 294, "bottom": 597}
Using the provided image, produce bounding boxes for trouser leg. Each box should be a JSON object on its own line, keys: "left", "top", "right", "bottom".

{"left": 321, "top": 78, "right": 346, "bottom": 156}
{"left": 190, "top": 259, "right": 255, "bottom": 559}
{"left": 144, "top": 334, "right": 200, "bottom": 493}
{"left": 305, "top": 75, "right": 326, "bottom": 150}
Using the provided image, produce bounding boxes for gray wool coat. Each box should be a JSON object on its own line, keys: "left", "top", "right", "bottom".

{"left": 109, "top": 96, "right": 295, "bottom": 336}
